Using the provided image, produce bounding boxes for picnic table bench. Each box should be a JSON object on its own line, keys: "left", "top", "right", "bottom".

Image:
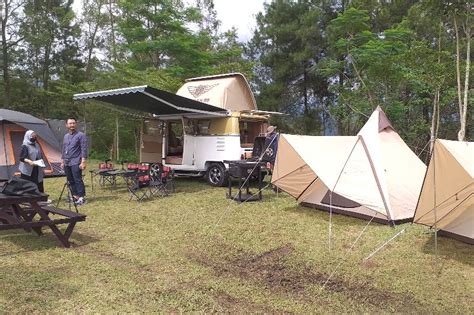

{"left": 0, "top": 193, "right": 86, "bottom": 248}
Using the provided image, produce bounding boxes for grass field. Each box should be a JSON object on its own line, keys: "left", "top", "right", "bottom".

{"left": 0, "top": 166, "right": 473, "bottom": 313}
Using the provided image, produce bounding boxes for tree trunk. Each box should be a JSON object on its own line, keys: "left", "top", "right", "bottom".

{"left": 108, "top": 0, "right": 117, "bottom": 62}
{"left": 459, "top": 21, "right": 471, "bottom": 141}
{"left": 430, "top": 26, "right": 442, "bottom": 153}
{"left": 85, "top": 23, "right": 99, "bottom": 79}
{"left": 43, "top": 41, "right": 52, "bottom": 91}
{"left": 1, "top": 1, "right": 10, "bottom": 107}
{"left": 430, "top": 90, "right": 440, "bottom": 153}
{"left": 453, "top": 16, "right": 465, "bottom": 141}
{"left": 303, "top": 64, "right": 309, "bottom": 132}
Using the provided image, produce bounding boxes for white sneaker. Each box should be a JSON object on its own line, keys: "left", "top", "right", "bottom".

{"left": 75, "top": 197, "right": 87, "bottom": 206}
{"left": 38, "top": 199, "right": 53, "bottom": 206}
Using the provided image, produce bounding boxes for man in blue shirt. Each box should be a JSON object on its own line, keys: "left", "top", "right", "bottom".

{"left": 61, "top": 118, "right": 88, "bottom": 205}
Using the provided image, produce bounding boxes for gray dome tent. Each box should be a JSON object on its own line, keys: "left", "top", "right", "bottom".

{"left": 0, "top": 109, "right": 63, "bottom": 180}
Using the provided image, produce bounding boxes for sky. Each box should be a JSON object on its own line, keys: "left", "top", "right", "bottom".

{"left": 212, "top": 0, "right": 266, "bottom": 42}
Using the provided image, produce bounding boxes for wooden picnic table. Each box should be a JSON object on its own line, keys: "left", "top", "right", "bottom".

{"left": 0, "top": 193, "right": 86, "bottom": 248}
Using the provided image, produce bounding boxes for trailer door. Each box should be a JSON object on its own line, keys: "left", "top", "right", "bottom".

{"left": 140, "top": 120, "right": 163, "bottom": 163}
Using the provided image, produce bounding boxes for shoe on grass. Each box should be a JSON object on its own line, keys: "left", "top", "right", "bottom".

{"left": 74, "top": 197, "right": 87, "bottom": 206}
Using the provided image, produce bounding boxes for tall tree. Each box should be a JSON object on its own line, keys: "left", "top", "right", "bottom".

{"left": 81, "top": 0, "right": 108, "bottom": 79}
{"left": 249, "top": 0, "right": 335, "bottom": 134}
{"left": 0, "top": 0, "right": 24, "bottom": 107}
{"left": 21, "top": 0, "right": 78, "bottom": 90}
{"left": 448, "top": 1, "right": 471, "bottom": 141}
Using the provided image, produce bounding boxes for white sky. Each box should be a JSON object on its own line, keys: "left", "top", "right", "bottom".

{"left": 213, "top": 0, "right": 266, "bottom": 42}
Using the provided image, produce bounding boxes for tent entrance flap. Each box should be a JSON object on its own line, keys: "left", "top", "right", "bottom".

{"left": 73, "top": 85, "right": 229, "bottom": 116}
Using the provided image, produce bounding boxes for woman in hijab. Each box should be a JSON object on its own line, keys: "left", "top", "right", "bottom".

{"left": 18, "top": 130, "right": 45, "bottom": 192}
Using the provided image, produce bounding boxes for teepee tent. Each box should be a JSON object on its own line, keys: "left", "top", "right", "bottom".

{"left": 272, "top": 107, "right": 426, "bottom": 224}
{"left": 413, "top": 139, "right": 473, "bottom": 244}
{"left": 0, "top": 109, "right": 63, "bottom": 180}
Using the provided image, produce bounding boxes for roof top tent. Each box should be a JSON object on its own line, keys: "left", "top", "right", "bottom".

{"left": 73, "top": 73, "right": 272, "bottom": 186}
{"left": 0, "top": 109, "right": 64, "bottom": 181}
{"left": 413, "top": 139, "right": 473, "bottom": 244}
{"left": 176, "top": 72, "right": 257, "bottom": 111}
{"left": 271, "top": 107, "right": 427, "bottom": 224}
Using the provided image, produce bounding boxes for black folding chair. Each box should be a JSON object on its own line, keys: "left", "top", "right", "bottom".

{"left": 149, "top": 165, "right": 174, "bottom": 197}
{"left": 126, "top": 164, "right": 152, "bottom": 202}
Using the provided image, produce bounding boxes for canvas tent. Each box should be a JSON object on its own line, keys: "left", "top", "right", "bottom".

{"left": 413, "top": 139, "right": 473, "bottom": 244}
{"left": 0, "top": 109, "right": 63, "bottom": 181}
{"left": 272, "top": 107, "right": 426, "bottom": 224}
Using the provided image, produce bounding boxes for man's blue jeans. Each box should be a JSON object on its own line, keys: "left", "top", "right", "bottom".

{"left": 64, "top": 164, "right": 85, "bottom": 197}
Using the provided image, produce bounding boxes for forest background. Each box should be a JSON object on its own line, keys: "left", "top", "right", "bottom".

{"left": 0, "top": 0, "right": 471, "bottom": 162}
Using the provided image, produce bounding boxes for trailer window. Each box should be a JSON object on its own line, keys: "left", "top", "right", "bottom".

{"left": 183, "top": 119, "right": 210, "bottom": 135}
{"left": 197, "top": 120, "right": 211, "bottom": 135}
{"left": 143, "top": 120, "right": 162, "bottom": 136}
{"left": 240, "top": 120, "right": 264, "bottom": 147}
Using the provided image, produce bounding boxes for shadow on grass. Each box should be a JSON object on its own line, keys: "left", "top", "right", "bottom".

{"left": 0, "top": 230, "right": 99, "bottom": 253}
{"left": 421, "top": 234, "right": 474, "bottom": 267}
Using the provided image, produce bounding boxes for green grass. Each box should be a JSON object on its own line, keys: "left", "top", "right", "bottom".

{"left": 0, "top": 163, "right": 473, "bottom": 313}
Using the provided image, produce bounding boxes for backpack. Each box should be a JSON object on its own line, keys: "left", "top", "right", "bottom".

{"left": 0, "top": 177, "right": 41, "bottom": 196}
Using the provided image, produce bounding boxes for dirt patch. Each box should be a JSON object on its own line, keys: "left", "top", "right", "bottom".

{"left": 361, "top": 259, "right": 379, "bottom": 269}
{"left": 189, "top": 243, "right": 428, "bottom": 312}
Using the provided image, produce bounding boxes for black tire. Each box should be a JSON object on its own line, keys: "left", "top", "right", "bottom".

{"left": 206, "top": 163, "right": 228, "bottom": 187}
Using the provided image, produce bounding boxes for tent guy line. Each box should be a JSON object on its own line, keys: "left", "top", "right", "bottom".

{"left": 319, "top": 210, "right": 377, "bottom": 294}
{"left": 203, "top": 134, "right": 279, "bottom": 236}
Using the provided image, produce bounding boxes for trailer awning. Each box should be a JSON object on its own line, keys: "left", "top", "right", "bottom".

{"left": 73, "top": 85, "right": 228, "bottom": 116}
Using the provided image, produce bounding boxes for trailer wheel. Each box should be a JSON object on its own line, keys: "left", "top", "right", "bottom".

{"left": 206, "top": 163, "right": 228, "bottom": 187}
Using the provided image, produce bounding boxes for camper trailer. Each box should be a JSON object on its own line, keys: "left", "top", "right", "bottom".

{"left": 74, "top": 73, "right": 275, "bottom": 186}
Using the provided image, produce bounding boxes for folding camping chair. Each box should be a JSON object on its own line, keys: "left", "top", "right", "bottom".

{"left": 121, "top": 163, "right": 140, "bottom": 184}
{"left": 126, "top": 163, "right": 152, "bottom": 202}
{"left": 149, "top": 165, "right": 174, "bottom": 197}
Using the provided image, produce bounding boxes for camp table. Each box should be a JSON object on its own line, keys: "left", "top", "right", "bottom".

{"left": 224, "top": 160, "right": 265, "bottom": 202}
{"left": 0, "top": 193, "right": 86, "bottom": 247}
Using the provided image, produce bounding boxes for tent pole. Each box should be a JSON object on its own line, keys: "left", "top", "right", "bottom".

{"left": 2, "top": 122, "right": 10, "bottom": 179}
{"left": 433, "top": 140, "right": 438, "bottom": 259}
{"left": 358, "top": 136, "right": 394, "bottom": 224}
{"left": 116, "top": 116, "right": 119, "bottom": 162}
{"left": 329, "top": 191, "right": 333, "bottom": 251}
